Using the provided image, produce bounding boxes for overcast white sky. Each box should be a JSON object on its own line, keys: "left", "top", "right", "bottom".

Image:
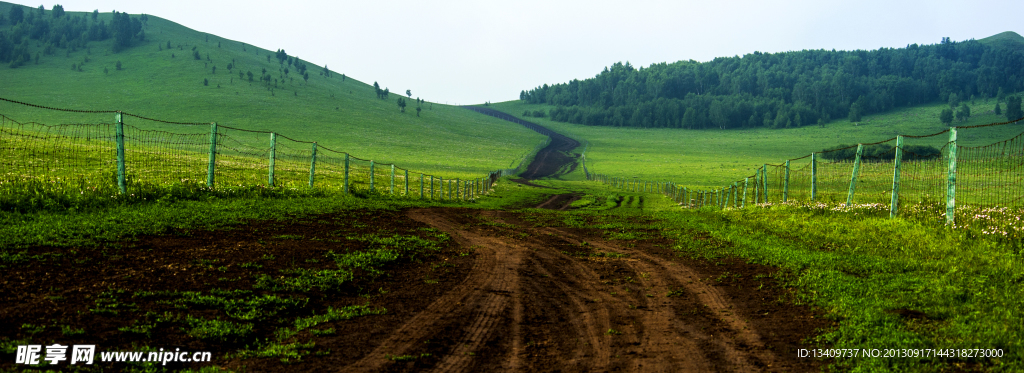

{"left": 10, "top": 0, "right": 1024, "bottom": 104}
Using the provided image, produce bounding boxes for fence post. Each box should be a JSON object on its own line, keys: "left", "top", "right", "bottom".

{"left": 309, "top": 142, "right": 317, "bottom": 188}
{"left": 439, "top": 177, "right": 443, "bottom": 200}
{"left": 207, "top": 122, "right": 217, "bottom": 188}
{"left": 733, "top": 183, "right": 738, "bottom": 208}
{"left": 115, "top": 112, "right": 127, "bottom": 194}
{"left": 890, "top": 135, "right": 904, "bottom": 218}
{"left": 268, "top": 132, "right": 277, "bottom": 187}
{"left": 753, "top": 168, "right": 760, "bottom": 204}
{"left": 405, "top": 170, "right": 410, "bottom": 196}
{"left": 762, "top": 164, "right": 768, "bottom": 203}
{"left": 846, "top": 144, "right": 864, "bottom": 207}
{"left": 783, "top": 160, "right": 790, "bottom": 202}
{"left": 742, "top": 177, "right": 749, "bottom": 208}
{"left": 390, "top": 165, "right": 395, "bottom": 194}
{"left": 811, "top": 153, "right": 818, "bottom": 201}
{"left": 431, "top": 176, "right": 436, "bottom": 199}
{"left": 344, "top": 154, "right": 350, "bottom": 194}
{"left": 947, "top": 128, "right": 957, "bottom": 224}
{"left": 370, "top": 160, "right": 375, "bottom": 191}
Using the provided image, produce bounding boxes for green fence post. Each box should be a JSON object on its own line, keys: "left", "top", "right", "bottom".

{"left": 783, "top": 160, "right": 790, "bottom": 203}
{"left": 753, "top": 168, "right": 760, "bottom": 204}
{"left": 742, "top": 177, "right": 749, "bottom": 208}
{"left": 723, "top": 187, "right": 729, "bottom": 208}
{"left": 890, "top": 135, "right": 904, "bottom": 218}
{"left": 439, "top": 177, "right": 443, "bottom": 200}
{"left": 733, "top": 183, "right": 738, "bottom": 208}
{"left": 946, "top": 128, "right": 957, "bottom": 225}
{"left": 811, "top": 153, "right": 818, "bottom": 201}
{"left": 390, "top": 164, "right": 395, "bottom": 194}
{"left": 762, "top": 164, "right": 768, "bottom": 203}
{"left": 405, "top": 170, "right": 410, "bottom": 196}
{"left": 846, "top": 144, "right": 864, "bottom": 207}
{"left": 207, "top": 122, "right": 217, "bottom": 188}
{"left": 344, "top": 154, "right": 350, "bottom": 194}
{"left": 370, "top": 160, "right": 375, "bottom": 191}
{"left": 268, "top": 132, "right": 277, "bottom": 187}
{"left": 115, "top": 112, "right": 127, "bottom": 194}
{"left": 309, "top": 142, "right": 317, "bottom": 188}
{"left": 431, "top": 176, "right": 435, "bottom": 199}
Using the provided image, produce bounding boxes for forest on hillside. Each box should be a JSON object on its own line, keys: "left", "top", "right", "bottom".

{"left": 0, "top": 4, "right": 146, "bottom": 67}
{"left": 520, "top": 36, "right": 1024, "bottom": 129}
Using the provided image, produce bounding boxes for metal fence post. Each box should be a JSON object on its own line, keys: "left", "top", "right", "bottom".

{"left": 946, "top": 128, "right": 958, "bottom": 225}
{"left": 783, "top": 160, "right": 790, "bottom": 202}
{"left": 890, "top": 135, "right": 904, "bottom": 218}
{"left": 344, "top": 154, "right": 349, "bottom": 193}
{"left": 846, "top": 144, "right": 864, "bottom": 207}
{"left": 390, "top": 164, "right": 395, "bottom": 194}
{"left": 115, "top": 112, "right": 126, "bottom": 194}
{"left": 370, "top": 160, "right": 375, "bottom": 191}
{"left": 309, "top": 142, "right": 318, "bottom": 188}
{"left": 207, "top": 122, "right": 217, "bottom": 188}
{"left": 742, "top": 177, "right": 749, "bottom": 208}
{"left": 268, "top": 132, "right": 277, "bottom": 187}
{"left": 762, "top": 164, "right": 768, "bottom": 203}
{"left": 405, "top": 170, "right": 410, "bottom": 196}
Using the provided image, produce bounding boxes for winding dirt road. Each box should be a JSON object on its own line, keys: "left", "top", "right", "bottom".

{"left": 336, "top": 108, "right": 828, "bottom": 372}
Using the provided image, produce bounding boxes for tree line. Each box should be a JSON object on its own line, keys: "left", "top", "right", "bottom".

{"left": 0, "top": 4, "right": 146, "bottom": 67}
{"left": 521, "top": 36, "right": 1024, "bottom": 129}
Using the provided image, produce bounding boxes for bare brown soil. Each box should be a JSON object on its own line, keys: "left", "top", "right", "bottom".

{"left": 1, "top": 108, "right": 831, "bottom": 372}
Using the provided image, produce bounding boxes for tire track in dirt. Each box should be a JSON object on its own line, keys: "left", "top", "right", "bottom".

{"left": 343, "top": 206, "right": 817, "bottom": 372}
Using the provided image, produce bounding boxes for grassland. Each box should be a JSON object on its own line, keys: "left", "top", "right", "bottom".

{"left": 0, "top": 6, "right": 546, "bottom": 179}
{"left": 526, "top": 172, "right": 1024, "bottom": 372}
{"left": 492, "top": 98, "right": 1024, "bottom": 189}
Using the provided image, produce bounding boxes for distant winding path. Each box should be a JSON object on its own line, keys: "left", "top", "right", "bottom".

{"left": 462, "top": 106, "right": 581, "bottom": 180}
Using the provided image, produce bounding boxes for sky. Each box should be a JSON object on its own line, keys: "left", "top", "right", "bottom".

{"left": 9, "top": 0, "right": 1024, "bottom": 105}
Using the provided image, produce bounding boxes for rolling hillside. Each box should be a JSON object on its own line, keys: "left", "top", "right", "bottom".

{"left": 0, "top": 2, "right": 546, "bottom": 178}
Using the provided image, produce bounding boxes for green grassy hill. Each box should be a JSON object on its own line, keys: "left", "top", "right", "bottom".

{"left": 493, "top": 96, "right": 1024, "bottom": 188}
{"left": 0, "top": 3, "right": 546, "bottom": 179}
{"left": 979, "top": 31, "right": 1024, "bottom": 53}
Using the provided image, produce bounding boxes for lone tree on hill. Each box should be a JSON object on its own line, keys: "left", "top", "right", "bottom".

{"left": 416, "top": 106, "right": 422, "bottom": 117}
{"left": 940, "top": 108, "right": 954, "bottom": 125}
{"left": 406, "top": 89, "right": 411, "bottom": 98}
{"left": 1006, "top": 96, "right": 1023, "bottom": 121}
{"left": 956, "top": 103, "right": 971, "bottom": 122}
{"left": 397, "top": 97, "right": 406, "bottom": 113}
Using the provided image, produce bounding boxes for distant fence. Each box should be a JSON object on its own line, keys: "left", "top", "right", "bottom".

{"left": 0, "top": 97, "right": 528, "bottom": 202}
{"left": 589, "top": 117, "right": 1024, "bottom": 224}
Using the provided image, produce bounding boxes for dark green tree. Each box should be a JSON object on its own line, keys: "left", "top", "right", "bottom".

{"left": 940, "top": 108, "right": 954, "bottom": 125}
{"left": 193, "top": 50, "right": 200, "bottom": 60}
{"left": 115, "top": 60, "right": 121, "bottom": 70}
{"left": 416, "top": 106, "right": 422, "bottom": 117}
{"left": 303, "top": 72, "right": 309, "bottom": 83}
{"left": 247, "top": 71, "right": 254, "bottom": 82}
{"left": 92, "top": 9, "right": 98, "bottom": 21}
{"left": 406, "top": 89, "right": 411, "bottom": 98}
{"left": 203, "top": 78, "right": 208, "bottom": 86}
{"left": 956, "top": 103, "right": 970, "bottom": 122}
{"left": 948, "top": 93, "right": 959, "bottom": 108}
{"left": 9, "top": 6, "right": 23, "bottom": 24}
{"left": 397, "top": 97, "right": 406, "bottom": 112}
{"left": 1006, "top": 96, "right": 1023, "bottom": 121}
{"left": 51, "top": 5, "right": 64, "bottom": 18}
{"left": 995, "top": 102, "right": 1002, "bottom": 115}
{"left": 848, "top": 102, "right": 862, "bottom": 122}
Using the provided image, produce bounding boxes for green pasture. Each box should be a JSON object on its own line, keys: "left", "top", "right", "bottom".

{"left": 493, "top": 99, "right": 1024, "bottom": 190}
{"left": 0, "top": 10, "right": 546, "bottom": 179}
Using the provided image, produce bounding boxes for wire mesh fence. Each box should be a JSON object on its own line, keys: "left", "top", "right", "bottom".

{"left": 589, "top": 117, "right": 1024, "bottom": 224}
{"left": 0, "top": 98, "right": 517, "bottom": 205}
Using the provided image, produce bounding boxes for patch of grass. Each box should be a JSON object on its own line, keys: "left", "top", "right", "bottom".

{"left": 294, "top": 304, "right": 385, "bottom": 331}
{"left": 184, "top": 316, "right": 253, "bottom": 344}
